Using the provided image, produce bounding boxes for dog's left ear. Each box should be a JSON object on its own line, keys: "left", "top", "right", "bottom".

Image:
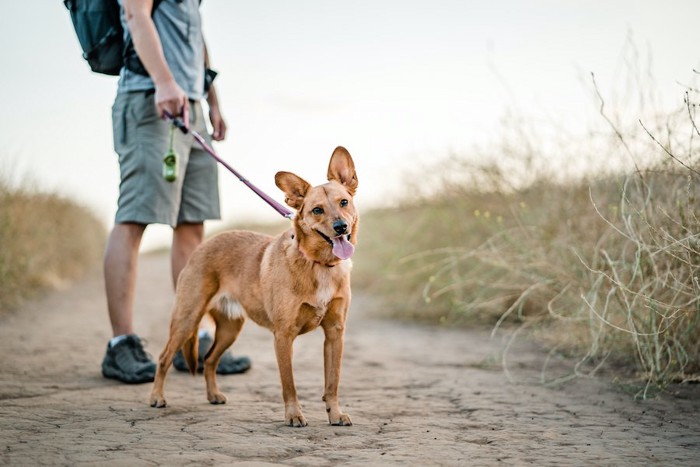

{"left": 275, "top": 171, "right": 311, "bottom": 210}
{"left": 327, "top": 146, "right": 358, "bottom": 195}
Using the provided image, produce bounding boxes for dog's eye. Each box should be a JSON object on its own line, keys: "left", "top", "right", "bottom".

{"left": 340, "top": 199, "right": 348, "bottom": 207}
{"left": 311, "top": 207, "right": 324, "bottom": 215}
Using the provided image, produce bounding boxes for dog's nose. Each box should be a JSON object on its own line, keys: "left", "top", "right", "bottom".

{"left": 333, "top": 220, "right": 348, "bottom": 235}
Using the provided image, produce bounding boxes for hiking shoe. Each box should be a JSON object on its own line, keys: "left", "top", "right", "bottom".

{"left": 101, "top": 335, "right": 156, "bottom": 384}
{"left": 173, "top": 334, "right": 252, "bottom": 375}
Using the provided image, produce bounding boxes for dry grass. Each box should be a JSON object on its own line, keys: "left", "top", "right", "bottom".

{"left": 353, "top": 81, "right": 700, "bottom": 397}
{"left": 0, "top": 179, "right": 106, "bottom": 312}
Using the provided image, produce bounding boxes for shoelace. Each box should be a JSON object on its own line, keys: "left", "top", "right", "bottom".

{"left": 128, "top": 337, "right": 154, "bottom": 364}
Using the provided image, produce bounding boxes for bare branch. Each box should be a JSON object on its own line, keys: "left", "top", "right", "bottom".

{"left": 639, "top": 119, "right": 700, "bottom": 176}
{"left": 590, "top": 72, "right": 644, "bottom": 180}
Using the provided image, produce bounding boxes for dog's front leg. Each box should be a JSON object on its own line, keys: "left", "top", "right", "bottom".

{"left": 274, "top": 331, "right": 307, "bottom": 427}
{"left": 321, "top": 299, "right": 352, "bottom": 426}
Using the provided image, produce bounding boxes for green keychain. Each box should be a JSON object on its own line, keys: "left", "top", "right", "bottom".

{"left": 163, "top": 124, "right": 178, "bottom": 182}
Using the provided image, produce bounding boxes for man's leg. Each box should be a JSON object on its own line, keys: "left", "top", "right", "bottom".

{"left": 102, "top": 222, "right": 156, "bottom": 383}
{"left": 171, "top": 222, "right": 204, "bottom": 287}
{"left": 104, "top": 222, "right": 146, "bottom": 336}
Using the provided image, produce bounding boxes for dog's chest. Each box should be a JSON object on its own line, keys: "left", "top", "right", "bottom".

{"left": 309, "top": 260, "right": 351, "bottom": 311}
{"left": 313, "top": 269, "right": 336, "bottom": 311}
{"left": 296, "top": 269, "right": 341, "bottom": 334}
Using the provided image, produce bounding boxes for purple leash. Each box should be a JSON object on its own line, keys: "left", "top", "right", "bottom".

{"left": 163, "top": 111, "right": 294, "bottom": 219}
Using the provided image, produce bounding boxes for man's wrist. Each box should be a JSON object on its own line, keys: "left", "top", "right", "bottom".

{"left": 153, "top": 74, "right": 177, "bottom": 89}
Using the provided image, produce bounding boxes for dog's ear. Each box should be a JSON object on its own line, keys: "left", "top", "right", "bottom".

{"left": 275, "top": 171, "right": 311, "bottom": 210}
{"left": 327, "top": 146, "right": 358, "bottom": 195}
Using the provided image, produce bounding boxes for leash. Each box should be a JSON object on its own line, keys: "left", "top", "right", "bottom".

{"left": 163, "top": 111, "right": 294, "bottom": 219}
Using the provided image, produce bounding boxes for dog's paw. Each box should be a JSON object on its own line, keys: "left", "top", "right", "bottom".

{"left": 207, "top": 391, "right": 228, "bottom": 405}
{"left": 330, "top": 413, "right": 353, "bottom": 426}
{"left": 285, "top": 407, "right": 308, "bottom": 427}
{"left": 150, "top": 395, "right": 167, "bottom": 408}
{"left": 286, "top": 415, "right": 308, "bottom": 428}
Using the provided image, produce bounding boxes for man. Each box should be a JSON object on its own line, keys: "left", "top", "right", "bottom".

{"left": 101, "top": 0, "right": 250, "bottom": 384}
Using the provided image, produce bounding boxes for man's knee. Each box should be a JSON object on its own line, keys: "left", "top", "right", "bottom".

{"left": 173, "top": 222, "right": 204, "bottom": 246}
{"left": 174, "top": 222, "right": 204, "bottom": 235}
{"left": 110, "top": 223, "right": 147, "bottom": 243}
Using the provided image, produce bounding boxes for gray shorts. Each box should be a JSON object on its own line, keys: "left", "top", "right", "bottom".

{"left": 111, "top": 92, "right": 220, "bottom": 227}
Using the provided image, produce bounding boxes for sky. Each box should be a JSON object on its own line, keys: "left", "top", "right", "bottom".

{"left": 1, "top": 1, "right": 698, "bottom": 250}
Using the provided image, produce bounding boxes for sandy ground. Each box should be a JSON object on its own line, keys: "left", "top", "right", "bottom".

{"left": 1, "top": 252, "right": 699, "bottom": 466}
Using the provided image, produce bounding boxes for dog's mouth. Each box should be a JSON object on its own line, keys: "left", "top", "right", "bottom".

{"left": 315, "top": 230, "right": 354, "bottom": 260}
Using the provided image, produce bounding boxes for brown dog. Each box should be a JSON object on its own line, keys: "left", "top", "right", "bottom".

{"left": 149, "top": 147, "right": 358, "bottom": 427}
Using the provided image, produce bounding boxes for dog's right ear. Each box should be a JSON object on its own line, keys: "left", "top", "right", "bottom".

{"left": 275, "top": 171, "right": 311, "bottom": 210}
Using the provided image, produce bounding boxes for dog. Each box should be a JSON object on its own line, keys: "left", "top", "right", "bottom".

{"left": 149, "top": 146, "right": 358, "bottom": 427}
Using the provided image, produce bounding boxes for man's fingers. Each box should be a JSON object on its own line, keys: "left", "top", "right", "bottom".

{"left": 154, "top": 85, "right": 189, "bottom": 122}
{"left": 156, "top": 100, "right": 180, "bottom": 119}
{"left": 212, "top": 120, "right": 226, "bottom": 141}
{"left": 182, "top": 100, "right": 190, "bottom": 129}
{"left": 216, "top": 120, "right": 227, "bottom": 141}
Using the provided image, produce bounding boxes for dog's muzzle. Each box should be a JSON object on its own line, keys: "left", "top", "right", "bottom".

{"left": 315, "top": 227, "right": 354, "bottom": 260}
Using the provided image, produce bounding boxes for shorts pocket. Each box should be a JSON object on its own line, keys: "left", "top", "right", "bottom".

{"left": 133, "top": 93, "right": 160, "bottom": 127}
{"left": 112, "top": 94, "right": 130, "bottom": 151}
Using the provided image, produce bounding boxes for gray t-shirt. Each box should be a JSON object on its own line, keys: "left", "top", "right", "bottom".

{"left": 117, "top": 0, "right": 206, "bottom": 100}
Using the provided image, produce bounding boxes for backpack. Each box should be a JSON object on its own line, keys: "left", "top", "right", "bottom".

{"left": 63, "top": 0, "right": 162, "bottom": 76}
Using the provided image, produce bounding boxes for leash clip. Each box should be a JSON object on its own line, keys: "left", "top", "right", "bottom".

{"left": 163, "top": 111, "right": 189, "bottom": 134}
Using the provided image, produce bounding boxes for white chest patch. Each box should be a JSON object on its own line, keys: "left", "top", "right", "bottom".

{"left": 315, "top": 271, "right": 335, "bottom": 310}
{"left": 314, "top": 259, "right": 351, "bottom": 310}
{"left": 316, "top": 286, "right": 334, "bottom": 310}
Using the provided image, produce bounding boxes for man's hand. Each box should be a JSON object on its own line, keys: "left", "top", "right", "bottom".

{"left": 209, "top": 105, "right": 227, "bottom": 141}
{"left": 155, "top": 80, "right": 189, "bottom": 124}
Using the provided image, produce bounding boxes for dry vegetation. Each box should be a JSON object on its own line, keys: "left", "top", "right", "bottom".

{"left": 353, "top": 77, "right": 700, "bottom": 397}
{"left": 0, "top": 179, "right": 105, "bottom": 312}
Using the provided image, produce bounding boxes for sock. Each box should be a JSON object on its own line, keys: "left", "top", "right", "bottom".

{"left": 109, "top": 334, "right": 130, "bottom": 347}
{"left": 109, "top": 334, "right": 135, "bottom": 347}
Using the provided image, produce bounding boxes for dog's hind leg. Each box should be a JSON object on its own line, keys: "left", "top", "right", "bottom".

{"left": 149, "top": 296, "right": 209, "bottom": 408}
{"left": 149, "top": 329, "right": 193, "bottom": 408}
{"left": 203, "top": 313, "right": 245, "bottom": 404}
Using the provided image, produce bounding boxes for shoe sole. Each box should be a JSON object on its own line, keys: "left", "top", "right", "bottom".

{"left": 102, "top": 367, "right": 155, "bottom": 384}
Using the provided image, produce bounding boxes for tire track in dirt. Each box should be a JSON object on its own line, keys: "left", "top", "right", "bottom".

{"left": 1, "top": 253, "right": 699, "bottom": 465}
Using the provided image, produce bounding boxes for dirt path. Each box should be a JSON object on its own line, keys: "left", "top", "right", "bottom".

{"left": 1, "top": 253, "right": 699, "bottom": 466}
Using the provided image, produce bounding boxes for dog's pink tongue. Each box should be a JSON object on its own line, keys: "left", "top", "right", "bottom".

{"left": 332, "top": 236, "right": 355, "bottom": 260}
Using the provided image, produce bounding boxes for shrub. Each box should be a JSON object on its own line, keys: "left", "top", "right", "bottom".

{"left": 0, "top": 179, "right": 106, "bottom": 311}
{"left": 353, "top": 80, "right": 700, "bottom": 397}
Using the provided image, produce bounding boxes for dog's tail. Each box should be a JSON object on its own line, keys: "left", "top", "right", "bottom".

{"left": 181, "top": 332, "right": 199, "bottom": 376}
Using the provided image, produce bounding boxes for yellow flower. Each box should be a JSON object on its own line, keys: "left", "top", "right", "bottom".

{"left": 474, "top": 210, "right": 481, "bottom": 217}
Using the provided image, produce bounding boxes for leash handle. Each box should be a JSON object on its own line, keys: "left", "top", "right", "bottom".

{"left": 164, "top": 111, "right": 190, "bottom": 134}
{"left": 162, "top": 112, "right": 294, "bottom": 219}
